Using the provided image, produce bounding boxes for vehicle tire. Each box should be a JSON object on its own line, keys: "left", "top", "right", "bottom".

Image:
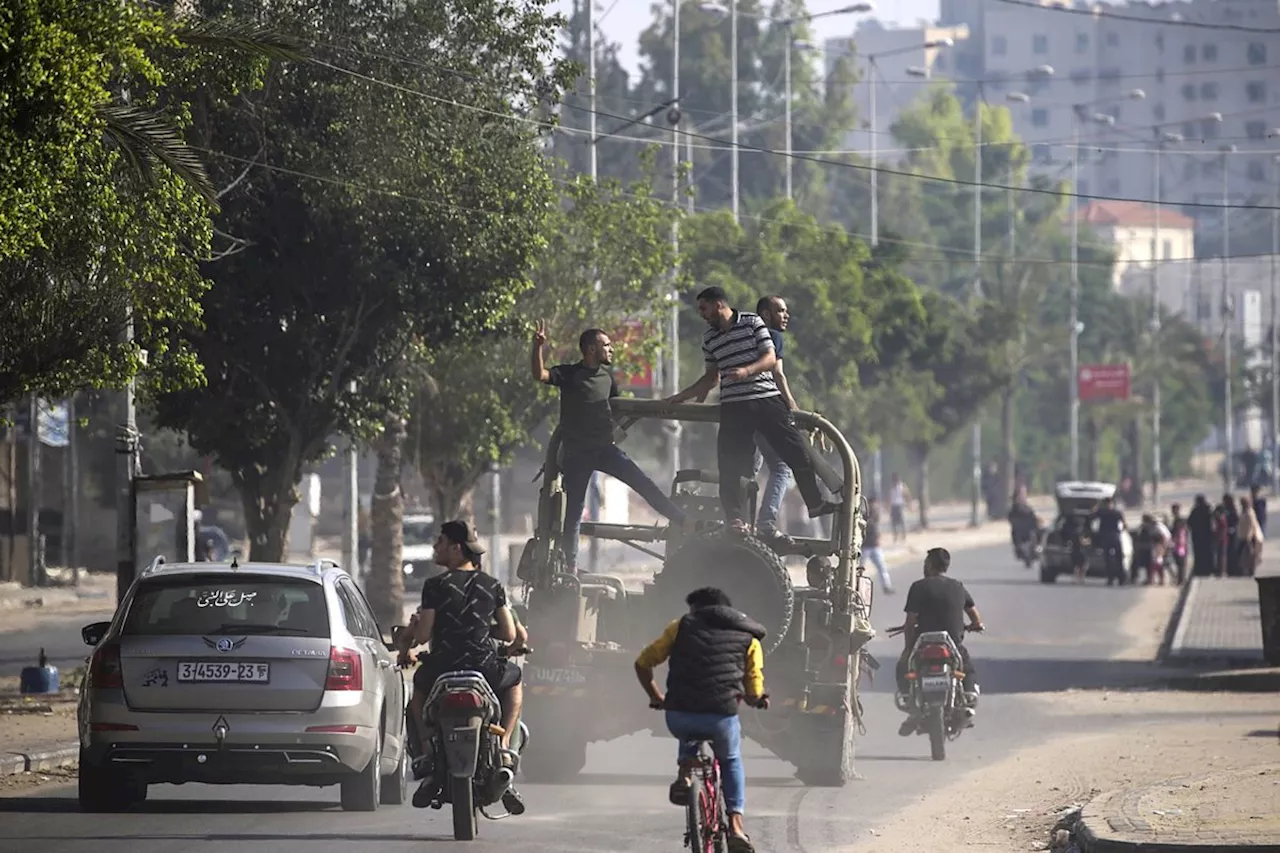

{"left": 380, "top": 738, "right": 409, "bottom": 805}
{"left": 793, "top": 702, "right": 857, "bottom": 787}
{"left": 1039, "top": 563, "right": 1057, "bottom": 584}
{"left": 927, "top": 707, "right": 947, "bottom": 761}
{"left": 341, "top": 738, "right": 381, "bottom": 812}
{"left": 451, "top": 776, "right": 477, "bottom": 841}
{"left": 78, "top": 756, "right": 146, "bottom": 813}
{"left": 657, "top": 532, "right": 793, "bottom": 655}
{"left": 519, "top": 728, "right": 586, "bottom": 783}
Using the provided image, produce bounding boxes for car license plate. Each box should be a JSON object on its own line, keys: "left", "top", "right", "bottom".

{"left": 920, "top": 675, "right": 951, "bottom": 691}
{"left": 525, "top": 666, "right": 586, "bottom": 685}
{"left": 177, "top": 661, "right": 270, "bottom": 683}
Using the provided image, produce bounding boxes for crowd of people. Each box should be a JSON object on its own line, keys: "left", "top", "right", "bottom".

{"left": 1183, "top": 485, "right": 1268, "bottom": 579}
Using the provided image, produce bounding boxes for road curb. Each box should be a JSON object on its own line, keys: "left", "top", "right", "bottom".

{"left": 1076, "top": 772, "right": 1280, "bottom": 852}
{"left": 1163, "top": 667, "right": 1280, "bottom": 692}
{"left": 0, "top": 743, "right": 79, "bottom": 776}
{"left": 1159, "top": 576, "right": 1198, "bottom": 664}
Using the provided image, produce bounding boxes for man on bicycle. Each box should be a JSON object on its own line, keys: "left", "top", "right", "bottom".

{"left": 634, "top": 587, "right": 768, "bottom": 853}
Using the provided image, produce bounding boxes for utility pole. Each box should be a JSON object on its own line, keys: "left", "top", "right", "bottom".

{"left": 587, "top": 0, "right": 597, "bottom": 183}
{"left": 1221, "top": 145, "right": 1235, "bottom": 488}
{"left": 115, "top": 314, "right": 140, "bottom": 603}
{"left": 783, "top": 16, "right": 793, "bottom": 201}
{"left": 1151, "top": 134, "right": 1163, "bottom": 507}
{"left": 66, "top": 393, "right": 80, "bottom": 584}
{"left": 730, "top": 0, "right": 739, "bottom": 221}
{"left": 27, "top": 395, "right": 41, "bottom": 587}
{"left": 341, "top": 380, "right": 359, "bottom": 582}
{"left": 970, "top": 88, "right": 984, "bottom": 528}
{"left": 1271, "top": 153, "right": 1279, "bottom": 495}
{"left": 669, "top": 0, "right": 682, "bottom": 476}
{"left": 1069, "top": 112, "right": 1081, "bottom": 480}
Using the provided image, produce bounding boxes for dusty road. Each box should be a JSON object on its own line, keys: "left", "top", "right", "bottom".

{"left": 0, "top": 538, "right": 1245, "bottom": 853}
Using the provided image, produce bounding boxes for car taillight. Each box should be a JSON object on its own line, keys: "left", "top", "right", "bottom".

{"left": 89, "top": 643, "right": 123, "bottom": 689}
{"left": 919, "top": 644, "right": 951, "bottom": 661}
{"left": 442, "top": 691, "right": 484, "bottom": 710}
{"left": 306, "top": 724, "right": 358, "bottom": 733}
{"left": 324, "top": 647, "right": 363, "bottom": 691}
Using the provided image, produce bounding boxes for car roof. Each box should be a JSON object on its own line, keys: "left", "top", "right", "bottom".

{"left": 1055, "top": 480, "right": 1116, "bottom": 499}
{"left": 136, "top": 558, "right": 344, "bottom": 584}
{"left": 403, "top": 513, "right": 435, "bottom": 523}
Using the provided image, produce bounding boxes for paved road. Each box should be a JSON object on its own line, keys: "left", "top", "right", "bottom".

{"left": 0, "top": 538, "right": 1189, "bottom": 853}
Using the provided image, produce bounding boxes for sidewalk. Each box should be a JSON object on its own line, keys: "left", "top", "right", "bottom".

{"left": 1077, "top": 765, "right": 1280, "bottom": 852}
{"left": 1165, "top": 551, "right": 1280, "bottom": 667}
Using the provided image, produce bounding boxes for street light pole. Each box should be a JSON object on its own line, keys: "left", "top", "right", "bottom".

{"left": 1222, "top": 145, "right": 1236, "bottom": 487}
{"left": 970, "top": 83, "right": 984, "bottom": 527}
{"left": 783, "top": 18, "right": 793, "bottom": 200}
{"left": 1069, "top": 112, "right": 1081, "bottom": 480}
{"left": 1151, "top": 134, "right": 1163, "bottom": 507}
{"left": 730, "top": 0, "right": 738, "bottom": 221}
{"left": 669, "top": 0, "right": 682, "bottom": 474}
{"left": 1272, "top": 152, "right": 1279, "bottom": 494}
{"left": 588, "top": 0, "right": 597, "bottom": 182}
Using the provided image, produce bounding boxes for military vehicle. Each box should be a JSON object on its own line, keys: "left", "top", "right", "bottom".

{"left": 514, "top": 398, "right": 875, "bottom": 786}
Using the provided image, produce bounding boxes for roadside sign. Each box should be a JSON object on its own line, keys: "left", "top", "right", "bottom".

{"left": 1078, "top": 364, "right": 1130, "bottom": 402}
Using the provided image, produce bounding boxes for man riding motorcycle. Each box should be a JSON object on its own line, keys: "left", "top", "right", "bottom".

{"left": 396, "top": 520, "right": 524, "bottom": 813}
{"left": 1007, "top": 490, "right": 1043, "bottom": 558}
{"left": 895, "top": 548, "right": 985, "bottom": 736}
{"left": 634, "top": 586, "right": 768, "bottom": 853}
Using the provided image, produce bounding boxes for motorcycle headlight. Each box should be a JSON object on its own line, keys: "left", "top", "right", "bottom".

{"left": 403, "top": 563, "right": 414, "bottom": 575}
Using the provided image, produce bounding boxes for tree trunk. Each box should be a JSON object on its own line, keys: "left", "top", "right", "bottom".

{"left": 1128, "top": 418, "right": 1145, "bottom": 509}
{"left": 236, "top": 468, "right": 298, "bottom": 562}
{"left": 431, "top": 480, "right": 476, "bottom": 524}
{"left": 997, "top": 382, "right": 1016, "bottom": 519}
{"left": 912, "top": 444, "right": 931, "bottom": 530}
{"left": 366, "top": 415, "right": 406, "bottom": 630}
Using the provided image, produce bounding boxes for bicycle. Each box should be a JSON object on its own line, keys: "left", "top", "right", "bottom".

{"left": 650, "top": 695, "right": 768, "bottom": 853}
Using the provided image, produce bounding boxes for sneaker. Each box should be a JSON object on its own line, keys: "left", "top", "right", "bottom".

{"left": 759, "top": 529, "right": 795, "bottom": 547}
{"left": 898, "top": 716, "right": 919, "bottom": 737}
{"left": 807, "top": 500, "right": 841, "bottom": 519}
{"left": 502, "top": 787, "right": 526, "bottom": 815}
{"left": 412, "top": 776, "right": 439, "bottom": 809}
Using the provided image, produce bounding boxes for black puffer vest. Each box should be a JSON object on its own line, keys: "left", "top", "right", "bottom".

{"left": 664, "top": 606, "right": 767, "bottom": 716}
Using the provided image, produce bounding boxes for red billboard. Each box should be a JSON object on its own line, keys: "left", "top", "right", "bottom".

{"left": 1078, "top": 363, "right": 1130, "bottom": 402}
{"left": 613, "top": 319, "right": 654, "bottom": 389}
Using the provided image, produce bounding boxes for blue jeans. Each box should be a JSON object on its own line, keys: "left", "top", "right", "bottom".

{"left": 664, "top": 710, "right": 746, "bottom": 815}
{"left": 561, "top": 445, "right": 687, "bottom": 569}
{"left": 862, "top": 546, "right": 892, "bottom": 590}
{"left": 751, "top": 435, "right": 793, "bottom": 535}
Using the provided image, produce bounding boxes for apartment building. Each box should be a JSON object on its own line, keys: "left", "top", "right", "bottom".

{"left": 825, "top": 20, "right": 969, "bottom": 159}
{"left": 1079, "top": 199, "right": 1197, "bottom": 287}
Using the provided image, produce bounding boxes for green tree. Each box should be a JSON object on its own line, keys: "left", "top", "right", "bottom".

{"left": 150, "top": 0, "right": 576, "bottom": 561}
{"left": 406, "top": 174, "right": 680, "bottom": 520}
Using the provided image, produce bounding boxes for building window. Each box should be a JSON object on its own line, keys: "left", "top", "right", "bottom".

{"left": 1181, "top": 83, "right": 1196, "bottom": 100}
{"left": 1106, "top": 178, "right": 1121, "bottom": 194}
{"left": 1033, "top": 143, "right": 1052, "bottom": 163}
{"left": 1031, "top": 108, "right": 1050, "bottom": 127}
{"left": 1201, "top": 159, "right": 1219, "bottom": 177}
{"left": 1099, "top": 67, "right": 1121, "bottom": 81}
{"left": 1153, "top": 103, "right": 1165, "bottom": 120}
{"left": 1183, "top": 43, "right": 1196, "bottom": 63}
{"left": 1246, "top": 80, "right": 1266, "bottom": 103}
{"left": 1079, "top": 179, "right": 1090, "bottom": 197}
{"left": 1247, "top": 120, "right": 1267, "bottom": 139}
{"left": 1201, "top": 118, "right": 1220, "bottom": 138}
{"left": 1156, "top": 32, "right": 1164, "bottom": 51}
{"left": 1248, "top": 42, "right": 1267, "bottom": 65}
{"left": 1183, "top": 160, "right": 1196, "bottom": 179}
{"left": 1032, "top": 34, "right": 1048, "bottom": 54}
{"left": 1248, "top": 160, "right": 1266, "bottom": 182}
{"left": 1182, "top": 121, "right": 1197, "bottom": 138}
{"left": 992, "top": 35, "right": 1008, "bottom": 56}
{"left": 1075, "top": 32, "right": 1089, "bottom": 53}
{"left": 1199, "top": 81, "right": 1218, "bottom": 100}
{"left": 1070, "top": 68, "right": 1092, "bottom": 85}
{"left": 1202, "top": 43, "right": 1218, "bottom": 61}
{"left": 1106, "top": 31, "right": 1119, "bottom": 47}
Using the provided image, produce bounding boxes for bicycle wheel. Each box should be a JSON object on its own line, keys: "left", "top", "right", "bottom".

{"left": 685, "top": 773, "right": 706, "bottom": 851}
{"left": 711, "top": 764, "right": 728, "bottom": 853}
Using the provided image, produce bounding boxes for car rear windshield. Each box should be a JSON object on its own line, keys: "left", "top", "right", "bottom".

{"left": 122, "top": 575, "right": 330, "bottom": 638}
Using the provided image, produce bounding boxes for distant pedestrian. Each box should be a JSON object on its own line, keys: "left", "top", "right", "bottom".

{"left": 1213, "top": 494, "right": 1239, "bottom": 577}
{"left": 1187, "top": 494, "right": 1213, "bottom": 577}
{"left": 1250, "top": 484, "right": 1268, "bottom": 537}
{"left": 1091, "top": 497, "right": 1128, "bottom": 586}
{"left": 861, "top": 497, "right": 894, "bottom": 594}
{"left": 887, "top": 473, "right": 911, "bottom": 542}
{"left": 1238, "top": 497, "right": 1264, "bottom": 576}
{"left": 1169, "top": 503, "right": 1189, "bottom": 585}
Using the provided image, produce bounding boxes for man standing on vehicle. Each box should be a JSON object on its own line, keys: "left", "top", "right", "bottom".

{"left": 750, "top": 296, "right": 796, "bottom": 546}
{"left": 635, "top": 586, "right": 768, "bottom": 853}
{"left": 895, "top": 548, "right": 984, "bottom": 736}
{"left": 531, "top": 321, "right": 688, "bottom": 572}
{"left": 667, "top": 287, "right": 839, "bottom": 534}
{"left": 396, "top": 521, "right": 524, "bottom": 812}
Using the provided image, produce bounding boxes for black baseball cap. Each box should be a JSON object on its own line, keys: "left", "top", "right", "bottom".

{"left": 440, "top": 520, "right": 486, "bottom": 555}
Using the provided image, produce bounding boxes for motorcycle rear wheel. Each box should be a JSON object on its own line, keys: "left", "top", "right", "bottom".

{"left": 927, "top": 707, "right": 947, "bottom": 761}
{"left": 451, "top": 777, "right": 477, "bottom": 840}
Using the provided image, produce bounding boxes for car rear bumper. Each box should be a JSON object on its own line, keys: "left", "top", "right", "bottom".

{"left": 81, "top": 738, "right": 370, "bottom": 785}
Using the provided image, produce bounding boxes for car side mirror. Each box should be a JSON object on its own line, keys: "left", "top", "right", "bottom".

{"left": 82, "top": 621, "right": 111, "bottom": 647}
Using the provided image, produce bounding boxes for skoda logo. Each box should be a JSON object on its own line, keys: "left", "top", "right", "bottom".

{"left": 216, "top": 638, "right": 235, "bottom": 652}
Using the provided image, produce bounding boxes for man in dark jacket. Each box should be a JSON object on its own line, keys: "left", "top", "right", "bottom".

{"left": 635, "top": 587, "right": 768, "bottom": 853}
{"left": 1091, "top": 497, "right": 1128, "bottom": 586}
{"left": 1187, "top": 494, "right": 1214, "bottom": 576}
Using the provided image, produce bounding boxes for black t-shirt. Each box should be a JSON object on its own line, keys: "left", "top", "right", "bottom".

{"left": 547, "top": 362, "right": 618, "bottom": 455}
{"left": 1093, "top": 508, "right": 1126, "bottom": 544}
{"left": 863, "top": 503, "right": 881, "bottom": 548}
{"left": 769, "top": 329, "right": 784, "bottom": 361}
{"left": 420, "top": 569, "right": 507, "bottom": 674}
{"left": 904, "top": 575, "right": 974, "bottom": 645}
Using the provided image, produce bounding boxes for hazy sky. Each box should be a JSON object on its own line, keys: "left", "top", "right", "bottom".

{"left": 549, "top": 0, "right": 942, "bottom": 76}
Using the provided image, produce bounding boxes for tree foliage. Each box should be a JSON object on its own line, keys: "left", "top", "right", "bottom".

{"left": 149, "top": 0, "right": 576, "bottom": 560}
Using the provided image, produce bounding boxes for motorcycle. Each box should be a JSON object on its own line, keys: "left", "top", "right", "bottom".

{"left": 888, "top": 624, "right": 981, "bottom": 761}
{"left": 1012, "top": 531, "right": 1043, "bottom": 569}
{"left": 413, "top": 645, "right": 531, "bottom": 841}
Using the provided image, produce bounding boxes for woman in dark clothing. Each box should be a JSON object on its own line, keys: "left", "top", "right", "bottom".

{"left": 1187, "top": 495, "right": 1214, "bottom": 577}
{"left": 1213, "top": 494, "right": 1239, "bottom": 577}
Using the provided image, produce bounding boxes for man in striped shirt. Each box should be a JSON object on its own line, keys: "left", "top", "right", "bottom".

{"left": 666, "top": 286, "right": 840, "bottom": 532}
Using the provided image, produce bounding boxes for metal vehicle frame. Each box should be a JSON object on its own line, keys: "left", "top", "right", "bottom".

{"left": 516, "top": 398, "right": 872, "bottom": 786}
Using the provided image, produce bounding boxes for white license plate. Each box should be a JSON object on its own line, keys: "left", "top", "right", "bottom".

{"left": 177, "top": 661, "right": 270, "bottom": 683}
{"left": 525, "top": 666, "right": 586, "bottom": 685}
{"left": 920, "top": 675, "right": 951, "bottom": 691}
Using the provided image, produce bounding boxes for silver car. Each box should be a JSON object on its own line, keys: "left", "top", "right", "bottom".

{"left": 77, "top": 558, "right": 409, "bottom": 812}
